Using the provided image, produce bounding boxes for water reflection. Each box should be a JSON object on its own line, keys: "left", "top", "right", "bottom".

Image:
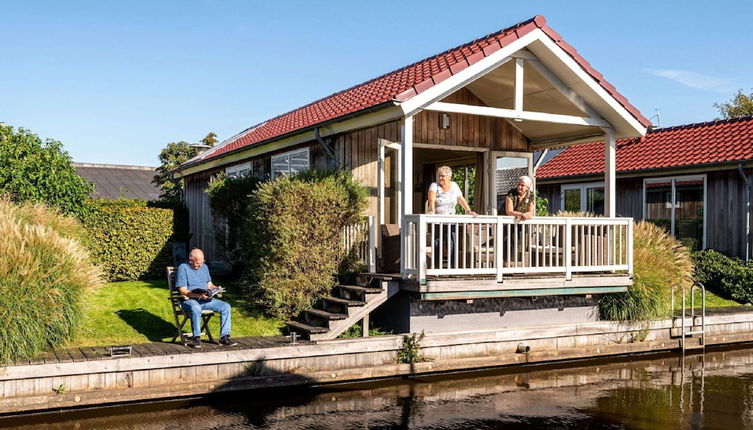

{"left": 4, "top": 346, "right": 753, "bottom": 429}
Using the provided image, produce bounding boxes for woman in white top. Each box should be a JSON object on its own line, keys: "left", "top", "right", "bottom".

{"left": 427, "top": 166, "right": 476, "bottom": 268}
{"left": 427, "top": 166, "right": 475, "bottom": 216}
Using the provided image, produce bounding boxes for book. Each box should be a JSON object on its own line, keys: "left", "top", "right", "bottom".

{"left": 192, "top": 286, "right": 225, "bottom": 298}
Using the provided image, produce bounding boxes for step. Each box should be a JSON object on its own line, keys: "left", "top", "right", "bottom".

{"left": 323, "top": 296, "right": 365, "bottom": 307}
{"left": 286, "top": 320, "right": 328, "bottom": 334}
{"left": 338, "top": 284, "right": 383, "bottom": 294}
{"left": 670, "top": 326, "right": 705, "bottom": 337}
{"left": 304, "top": 308, "right": 347, "bottom": 320}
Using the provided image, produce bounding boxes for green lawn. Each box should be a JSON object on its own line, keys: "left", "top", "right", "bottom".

{"left": 69, "top": 280, "right": 283, "bottom": 347}
{"left": 673, "top": 288, "right": 743, "bottom": 310}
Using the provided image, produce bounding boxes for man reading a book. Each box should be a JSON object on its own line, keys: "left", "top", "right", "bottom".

{"left": 176, "top": 248, "right": 238, "bottom": 348}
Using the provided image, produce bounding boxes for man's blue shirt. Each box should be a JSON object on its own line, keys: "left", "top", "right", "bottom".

{"left": 175, "top": 263, "right": 212, "bottom": 291}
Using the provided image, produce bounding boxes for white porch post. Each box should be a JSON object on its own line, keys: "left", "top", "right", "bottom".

{"left": 400, "top": 115, "right": 414, "bottom": 276}
{"left": 604, "top": 128, "right": 617, "bottom": 217}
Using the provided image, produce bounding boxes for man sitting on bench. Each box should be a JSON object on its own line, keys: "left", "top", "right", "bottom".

{"left": 176, "top": 248, "right": 238, "bottom": 348}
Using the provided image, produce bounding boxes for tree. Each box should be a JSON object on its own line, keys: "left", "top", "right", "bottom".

{"left": 0, "top": 124, "right": 93, "bottom": 217}
{"left": 153, "top": 132, "right": 218, "bottom": 203}
{"left": 201, "top": 132, "right": 218, "bottom": 147}
{"left": 153, "top": 141, "right": 198, "bottom": 203}
{"left": 714, "top": 89, "right": 753, "bottom": 119}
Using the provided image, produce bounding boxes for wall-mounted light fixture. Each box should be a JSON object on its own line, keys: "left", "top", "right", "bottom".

{"left": 438, "top": 113, "right": 450, "bottom": 130}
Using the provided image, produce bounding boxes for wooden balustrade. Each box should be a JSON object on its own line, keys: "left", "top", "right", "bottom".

{"left": 402, "top": 215, "right": 633, "bottom": 283}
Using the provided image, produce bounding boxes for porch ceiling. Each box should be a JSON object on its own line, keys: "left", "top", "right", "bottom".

{"left": 446, "top": 41, "right": 646, "bottom": 148}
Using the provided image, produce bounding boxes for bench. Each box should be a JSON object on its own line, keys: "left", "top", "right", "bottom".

{"left": 166, "top": 266, "right": 215, "bottom": 345}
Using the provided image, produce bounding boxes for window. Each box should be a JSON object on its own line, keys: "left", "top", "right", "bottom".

{"left": 225, "top": 162, "right": 252, "bottom": 178}
{"left": 644, "top": 175, "right": 706, "bottom": 250}
{"left": 271, "top": 148, "right": 310, "bottom": 179}
{"left": 560, "top": 182, "right": 605, "bottom": 214}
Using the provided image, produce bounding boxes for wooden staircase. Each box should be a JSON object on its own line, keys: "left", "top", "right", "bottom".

{"left": 286, "top": 275, "right": 399, "bottom": 341}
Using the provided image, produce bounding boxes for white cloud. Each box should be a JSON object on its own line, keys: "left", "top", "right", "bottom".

{"left": 644, "top": 69, "right": 733, "bottom": 93}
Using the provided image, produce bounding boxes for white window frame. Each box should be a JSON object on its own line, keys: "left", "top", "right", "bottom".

{"left": 271, "top": 147, "right": 310, "bottom": 179}
{"left": 225, "top": 162, "right": 252, "bottom": 178}
{"left": 642, "top": 174, "right": 707, "bottom": 249}
{"left": 560, "top": 181, "right": 605, "bottom": 214}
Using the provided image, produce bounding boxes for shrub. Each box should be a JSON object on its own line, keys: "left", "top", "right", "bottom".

{"left": 242, "top": 170, "right": 368, "bottom": 319}
{"left": 0, "top": 197, "right": 101, "bottom": 364}
{"left": 82, "top": 199, "right": 174, "bottom": 281}
{"left": 0, "top": 124, "right": 93, "bottom": 217}
{"left": 599, "top": 220, "right": 693, "bottom": 321}
{"left": 205, "top": 173, "right": 261, "bottom": 264}
{"left": 693, "top": 249, "right": 753, "bottom": 303}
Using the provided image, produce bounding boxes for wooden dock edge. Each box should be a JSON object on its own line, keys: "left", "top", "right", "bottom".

{"left": 2, "top": 310, "right": 753, "bottom": 414}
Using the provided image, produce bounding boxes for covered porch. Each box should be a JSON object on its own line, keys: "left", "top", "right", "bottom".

{"left": 369, "top": 39, "right": 647, "bottom": 299}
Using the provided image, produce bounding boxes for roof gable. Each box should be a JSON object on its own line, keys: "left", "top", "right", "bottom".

{"left": 185, "top": 15, "right": 649, "bottom": 170}
{"left": 536, "top": 116, "right": 753, "bottom": 179}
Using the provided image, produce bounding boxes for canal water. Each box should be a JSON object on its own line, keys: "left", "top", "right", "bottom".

{"left": 3, "top": 345, "right": 753, "bottom": 429}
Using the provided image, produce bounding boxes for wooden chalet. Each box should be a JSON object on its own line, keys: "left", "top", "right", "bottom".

{"left": 537, "top": 116, "right": 753, "bottom": 259}
{"left": 173, "top": 16, "right": 650, "bottom": 336}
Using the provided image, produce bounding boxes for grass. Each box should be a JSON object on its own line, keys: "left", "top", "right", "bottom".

{"left": 68, "top": 279, "right": 283, "bottom": 347}
{"left": 673, "top": 288, "right": 744, "bottom": 310}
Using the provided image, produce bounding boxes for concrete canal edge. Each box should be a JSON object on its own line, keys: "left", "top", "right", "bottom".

{"left": 2, "top": 309, "right": 753, "bottom": 414}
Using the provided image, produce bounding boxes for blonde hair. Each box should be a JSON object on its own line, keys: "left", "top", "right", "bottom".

{"left": 518, "top": 175, "right": 533, "bottom": 190}
{"left": 437, "top": 166, "right": 452, "bottom": 179}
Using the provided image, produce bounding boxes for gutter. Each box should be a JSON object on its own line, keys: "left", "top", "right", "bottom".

{"left": 739, "top": 163, "right": 751, "bottom": 261}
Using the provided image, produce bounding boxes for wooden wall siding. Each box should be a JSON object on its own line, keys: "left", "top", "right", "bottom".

{"left": 615, "top": 178, "right": 643, "bottom": 219}
{"left": 706, "top": 168, "right": 753, "bottom": 258}
{"left": 334, "top": 121, "right": 401, "bottom": 218}
{"left": 413, "top": 88, "right": 529, "bottom": 151}
{"left": 536, "top": 184, "right": 560, "bottom": 214}
{"left": 184, "top": 171, "right": 217, "bottom": 261}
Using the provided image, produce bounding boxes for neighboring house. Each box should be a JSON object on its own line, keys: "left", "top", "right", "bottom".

{"left": 173, "top": 16, "right": 650, "bottom": 334}
{"left": 74, "top": 163, "right": 161, "bottom": 201}
{"left": 536, "top": 116, "right": 753, "bottom": 259}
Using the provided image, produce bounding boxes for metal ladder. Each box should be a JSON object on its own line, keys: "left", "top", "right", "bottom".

{"left": 681, "top": 281, "right": 706, "bottom": 352}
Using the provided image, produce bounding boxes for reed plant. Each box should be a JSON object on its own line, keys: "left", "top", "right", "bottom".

{"left": 600, "top": 220, "right": 693, "bottom": 321}
{"left": 0, "top": 197, "right": 101, "bottom": 364}
{"left": 556, "top": 212, "right": 693, "bottom": 321}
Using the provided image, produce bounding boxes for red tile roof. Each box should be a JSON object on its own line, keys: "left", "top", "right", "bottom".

{"left": 188, "top": 15, "right": 649, "bottom": 167}
{"left": 536, "top": 116, "right": 753, "bottom": 179}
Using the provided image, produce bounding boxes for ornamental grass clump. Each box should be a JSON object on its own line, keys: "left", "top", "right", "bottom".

{"left": 242, "top": 170, "right": 367, "bottom": 319}
{"left": 600, "top": 220, "right": 693, "bottom": 321}
{"left": 0, "top": 197, "right": 101, "bottom": 364}
{"left": 556, "top": 212, "right": 693, "bottom": 321}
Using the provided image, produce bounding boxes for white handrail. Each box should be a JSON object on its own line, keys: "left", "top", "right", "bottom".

{"left": 402, "top": 215, "right": 633, "bottom": 283}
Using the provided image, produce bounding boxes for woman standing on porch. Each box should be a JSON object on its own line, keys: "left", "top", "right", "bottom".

{"left": 427, "top": 166, "right": 476, "bottom": 268}
{"left": 505, "top": 175, "right": 535, "bottom": 221}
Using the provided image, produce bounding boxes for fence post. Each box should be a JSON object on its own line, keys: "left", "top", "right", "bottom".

{"left": 565, "top": 218, "right": 572, "bottom": 281}
{"left": 368, "top": 216, "right": 376, "bottom": 273}
{"left": 418, "top": 215, "right": 427, "bottom": 284}
{"left": 496, "top": 218, "right": 503, "bottom": 283}
{"left": 627, "top": 220, "right": 634, "bottom": 276}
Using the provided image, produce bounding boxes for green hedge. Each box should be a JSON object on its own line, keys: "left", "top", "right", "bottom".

{"left": 0, "top": 198, "right": 101, "bottom": 364}
{"left": 242, "top": 170, "right": 368, "bottom": 319}
{"left": 693, "top": 249, "right": 753, "bottom": 304}
{"left": 82, "top": 199, "right": 174, "bottom": 281}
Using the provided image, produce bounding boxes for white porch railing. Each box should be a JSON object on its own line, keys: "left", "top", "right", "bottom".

{"left": 402, "top": 214, "right": 633, "bottom": 283}
{"left": 342, "top": 216, "right": 376, "bottom": 273}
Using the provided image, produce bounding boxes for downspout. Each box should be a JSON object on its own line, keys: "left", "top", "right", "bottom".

{"left": 315, "top": 127, "right": 342, "bottom": 169}
{"left": 738, "top": 163, "right": 751, "bottom": 261}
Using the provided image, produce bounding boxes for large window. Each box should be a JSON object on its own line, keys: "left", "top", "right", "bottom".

{"left": 271, "top": 148, "right": 310, "bottom": 179}
{"left": 644, "top": 175, "right": 706, "bottom": 250}
{"left": 225, "top": 162, "right": 251, "bottom": 178}
{"left": 561, "top": 182, "right": 604, "bottom": 214}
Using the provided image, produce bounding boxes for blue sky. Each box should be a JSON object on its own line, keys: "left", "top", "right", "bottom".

{"left": 2, "top": 1, "right": 752, "bottom": 166}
